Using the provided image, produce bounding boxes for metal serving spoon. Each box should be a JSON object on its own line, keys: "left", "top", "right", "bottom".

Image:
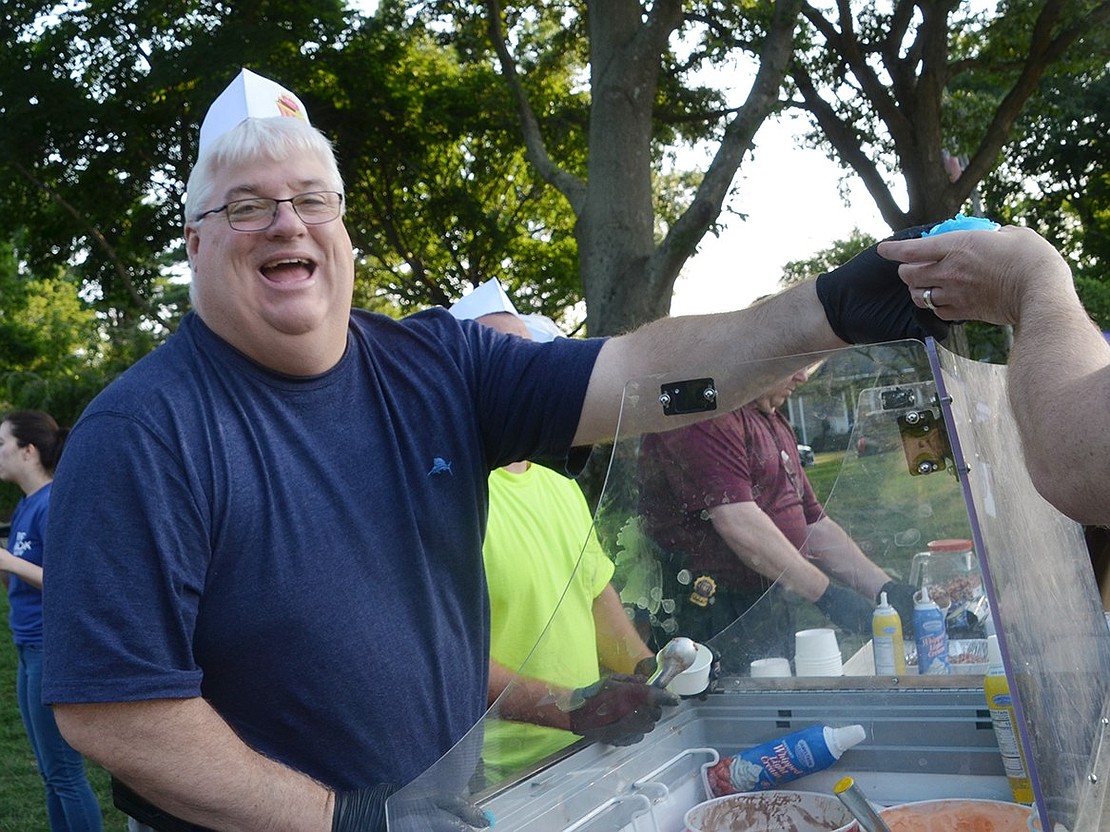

{"left": 647, "top": 637, "right": 698, "bottom": 689}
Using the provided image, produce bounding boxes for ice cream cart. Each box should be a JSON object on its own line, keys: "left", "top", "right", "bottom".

{"left": 388, "top": 338, "right": 1110, "bottom": 831}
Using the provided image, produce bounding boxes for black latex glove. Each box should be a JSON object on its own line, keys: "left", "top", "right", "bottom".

{"left": 333, "top": 784, "right": 489, "bottom": 832}
{"left": 815, "top": 224, "right": 949, "bottom": 345}
{"left": 878, "top": 580, "right": 918, "bottom": 636}
{"left": 814, "top": 583, "right": 875, "bottom": 635}
{"left": 568, "top": 673, "right": 679, "bottom": 746}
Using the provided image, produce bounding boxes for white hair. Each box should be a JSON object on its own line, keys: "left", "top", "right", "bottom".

{"left": 184, "top": 117, "right": 344, "bottom": 223}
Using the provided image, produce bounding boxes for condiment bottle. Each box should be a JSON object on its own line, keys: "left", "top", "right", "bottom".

{"left": 913, "top": 586, "right": 950, "bottom": 674}
{"left": 985, "top": 635, "right": 1034, "bottom": 803}
{"left": 872, "top": 591, "right": 906, "bottom": 675}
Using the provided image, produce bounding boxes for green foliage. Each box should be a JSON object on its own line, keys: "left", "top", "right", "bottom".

{"left": 324, "top": 6, "right": 587, "bottom": 317}
{"left": 982, "top": 64, "right": 1110, "bottom": 326}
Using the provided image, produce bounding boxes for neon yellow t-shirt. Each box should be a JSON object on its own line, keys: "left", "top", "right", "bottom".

{"left": 482, "top": 463, "right": 615, "bottom": 781}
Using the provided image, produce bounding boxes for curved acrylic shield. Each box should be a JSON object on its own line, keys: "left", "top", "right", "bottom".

{"left": 386, "top": 338, "right": 1110, "bottom": 831}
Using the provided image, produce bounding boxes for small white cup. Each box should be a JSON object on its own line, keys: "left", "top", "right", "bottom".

{"left": 667, "top": 642, "right": 713, "bottom": 695}
{"left": 794, "top": 656, "right": 844, "bottom": 677}
{"left": 795, "top": 627, "right": 842, "bottom": 661}
{"left": 750, "top": 657, "right": 792, "bottom": 678}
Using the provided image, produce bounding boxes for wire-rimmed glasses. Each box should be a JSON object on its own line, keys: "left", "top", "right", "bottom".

{"left": 194, "top": 191, "right": 344, "bottom": 232}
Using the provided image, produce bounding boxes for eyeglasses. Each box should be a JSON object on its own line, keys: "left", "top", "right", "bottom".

{"left": 194, "top": 191, "right": 344, "bottom": 232}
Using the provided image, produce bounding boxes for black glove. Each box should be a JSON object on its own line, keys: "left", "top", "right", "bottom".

{"left": 815, "top": 224, "right": 949, "bottom": 344}
{"left": 814, "top": 583, "right": 875, "bottom": 634}
{"left": 878, "top": 580, "right": 918, "bottom": 636}
{"left": 568, "top": 673, "right": 679, "bottom": 746}
{"left": 333, "top": 784, "right": 489, "bottom": 832}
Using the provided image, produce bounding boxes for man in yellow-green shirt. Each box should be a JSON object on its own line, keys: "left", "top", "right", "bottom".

{"left": 450, "top": 282, "right": 672, "bottom": 785}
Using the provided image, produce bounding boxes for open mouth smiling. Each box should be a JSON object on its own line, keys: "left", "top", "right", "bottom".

{"left": 261, "top": 258, "right": 317, "bottom": 284}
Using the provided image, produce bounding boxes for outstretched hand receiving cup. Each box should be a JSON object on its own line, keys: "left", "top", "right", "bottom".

{"left": 878, "top": 224, "right": 1073, "bottom": 328}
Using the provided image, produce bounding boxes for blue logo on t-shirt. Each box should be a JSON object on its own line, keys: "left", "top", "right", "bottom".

{"left": 428, "top": 457, "right": 453, "bottom": 476}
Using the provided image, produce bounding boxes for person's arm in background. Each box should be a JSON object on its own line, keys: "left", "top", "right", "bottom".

{"left": 803, "top": 516, "right": 890, "bottom": 602}
{"left": 486, "top": 660, "right": 572, "bottom": 730}
{"left": 880, "top": 226, "right": 1110, "bottom": 525}
{"left": 54, "top": 698, "right": 334, "bottom": 832}
{"left": 708, "top": 502, "right": 878, "bottom": 633}
{"left": 486, "top": 657, "right": 676, "bottom": 746}
{"left": 707, "top": 501, "right": 830, "bottom": 601}
{"left": 0, "top": 548, "right": 43, "bottom": 589}
{"left": 591, "top": 584, "right": 656, "bottom": 677}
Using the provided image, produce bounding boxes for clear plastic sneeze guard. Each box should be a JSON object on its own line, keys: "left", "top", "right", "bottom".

{"left": 387, "top": 338, "right": 1110, "bottom": 832}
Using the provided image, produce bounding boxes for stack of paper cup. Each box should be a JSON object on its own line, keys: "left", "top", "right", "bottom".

{"left": 750, "top": 657, "right": 792, "bottom": 678}
{"left": 794, "top": 628, "right": 843, "bottom": 676}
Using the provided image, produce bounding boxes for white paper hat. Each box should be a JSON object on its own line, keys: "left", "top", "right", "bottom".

{"left": 199, "top": 68, "right": 310, "bottom": 156}
{"left": 448, "top": 279, "right": 563, "bottom": 343}
{"left": 448, "top": 278, "right": 520, "bottom": 321}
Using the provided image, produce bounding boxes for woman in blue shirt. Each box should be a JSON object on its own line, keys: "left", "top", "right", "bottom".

{"left": 0, "top": 410, "right": 102, "bottom": 831}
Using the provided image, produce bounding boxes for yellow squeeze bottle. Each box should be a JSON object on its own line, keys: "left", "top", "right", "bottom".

{"left": 871, "top": 591, "right": 906, "bottom": 675}
{"left": 984, "top": 635, "right": 1034, "bottom": 803}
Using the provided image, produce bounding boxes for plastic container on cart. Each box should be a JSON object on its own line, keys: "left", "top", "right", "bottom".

{"left": 910, "top": 539, "right": 991, "bottom": 637}
{"left": 834, "top": 797, "right": 1035, "bottom": 831}
{"left": 685, "top": 790, "right": 855, "bottom": 832}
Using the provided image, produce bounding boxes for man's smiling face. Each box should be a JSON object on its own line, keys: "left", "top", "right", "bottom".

{"left": 185, "top": 149, "right": 354, "bottom": 368}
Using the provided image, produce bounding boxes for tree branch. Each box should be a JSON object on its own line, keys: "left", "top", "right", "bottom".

{"left": 13, "top": 160, "right": 173, "bottom": 331}
{"left": 484, "top": 0, "right": 587, "bottom": 212}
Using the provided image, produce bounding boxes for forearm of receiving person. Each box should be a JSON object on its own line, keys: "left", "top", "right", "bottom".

{"left": 573, "top": 282, "right": 841, "bottom": 446}
{"left": 487, "top": 661, "right": 573, "bottom": 731}
{"left": 1007, "top": 287, "right": 1110, "bottom": 525}
{"left": 591, "top": 584, "right": 655, "bottom": 676}
{"left": 707, "top": 501, "right": 830, "bottom": 602}
{"left": 53, "top": 698, "right": 334, "bottom": 832}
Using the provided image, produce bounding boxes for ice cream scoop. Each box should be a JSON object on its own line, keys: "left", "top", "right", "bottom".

{"left": 647, "top": 637, "right": 698, "bottom": 689}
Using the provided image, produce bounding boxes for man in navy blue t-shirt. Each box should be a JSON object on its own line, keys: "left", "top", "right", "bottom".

{"left": 42, "top": 70, "right": 958, "bottom": 832}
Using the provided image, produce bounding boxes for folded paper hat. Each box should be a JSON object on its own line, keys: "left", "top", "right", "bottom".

{"left": 199, "top": 68, "right": 310, "bottom": 156}
{"left": 448, "top": 278, "right": 563, "bottom": 343}
{"left": 448, "top": 278, "right": 520, "bottom": 320}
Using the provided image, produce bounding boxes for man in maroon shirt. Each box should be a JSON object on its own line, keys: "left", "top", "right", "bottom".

{"left": 640, "top": 368, "right": 914, "bottom": 673}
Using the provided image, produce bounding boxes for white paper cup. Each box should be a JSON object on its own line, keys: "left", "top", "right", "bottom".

{"left": 795, "top": 627, "right": 842, "bottom": 661}
{"left": 750, "top": 657, "right": 792, "bottom": 678}
{"left": 794, "top": 656, "right": 844, "bottom": 677}
{"left": 667, "top": 642, "right": 713, "bottom": 695}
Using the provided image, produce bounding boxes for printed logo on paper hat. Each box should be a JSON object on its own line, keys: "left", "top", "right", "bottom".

{"left": 198, "top": 68, "right": 311, "bottom": 156}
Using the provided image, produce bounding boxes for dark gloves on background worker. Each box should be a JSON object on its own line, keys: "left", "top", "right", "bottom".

{"left": 816, "top": 224, "right": 949, "bottom": 345}
{"left": 568, "top": 673, "right": 679, "bottom": 746}
{"left": 814, "top": 583, "right": 875, "bottom": 634}
{"left": 878, "top": 580, "right": 918, "bottom": 635}
{"left": 333, "top": 784, "right": 490, "bottom": 832}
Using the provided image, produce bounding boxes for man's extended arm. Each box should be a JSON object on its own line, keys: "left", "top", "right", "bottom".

{"left": 55, "top": 698, "right": 334, "bottom": 832}
{"left": 575, "top": 283, "right": 836, "bottom": 445}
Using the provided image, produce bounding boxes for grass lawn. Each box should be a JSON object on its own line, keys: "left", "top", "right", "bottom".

{"left": 0, "top": 593, "right": 128, "bottom": 831}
